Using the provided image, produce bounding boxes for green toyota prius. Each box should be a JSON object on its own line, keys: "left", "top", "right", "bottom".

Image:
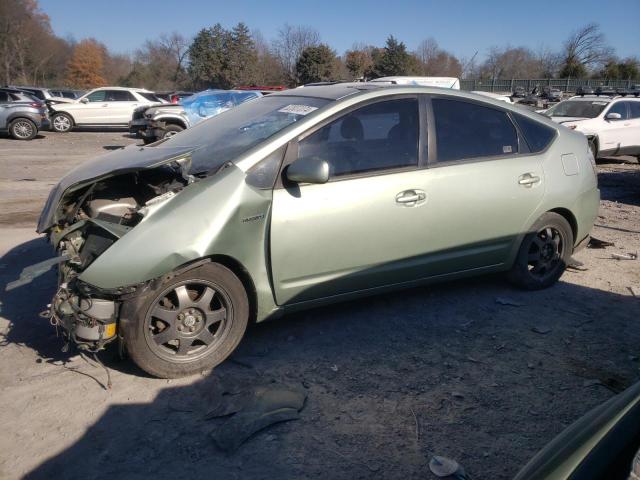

{"left": 11, "top": 83, "right": 600, "bottom": 377}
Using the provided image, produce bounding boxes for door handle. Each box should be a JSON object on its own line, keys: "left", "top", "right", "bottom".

{"left": 518, "top": 173, "right": 541, "bottom": 187}
{"left": 395, "top": 190, "right": 426, "bottom": 206}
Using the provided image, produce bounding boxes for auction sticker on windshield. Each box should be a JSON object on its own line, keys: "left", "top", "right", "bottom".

{"left": 278, "top": 105, "right": 318, "bottom": 115}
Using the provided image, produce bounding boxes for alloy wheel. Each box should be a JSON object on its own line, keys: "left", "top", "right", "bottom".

{"left": 53, "top": 115, "right": 71, "bottom": 132}
{"left": 527, "top": 226, "right": 565, "bottom": 280}
{"left": 12, "top": 120, "right": 34, "bottom": 139}
{"left": 144, "top": 280, "right": 231, "bottom": 362}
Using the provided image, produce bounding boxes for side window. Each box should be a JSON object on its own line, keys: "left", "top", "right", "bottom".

{"left": 607, "top": 102, "right": 628, "bottom": 119}
{"left": 512, "top": 113, "right": 556, "bottom": 153}
{"left": 629, "top": 102, "right": 640, "bottom": 119}
{"left": 298, "top": 98, "right": 419, "bottom": 178}
{"left": 0, "top": 91, "right": 8, "bottom": 102}
{"left": 105, "top": 90, "right": 136, "bottom": 101}
{"left": 86, "top": 90, "right": 106, "bottom": 102}
{"left": 433, "top": 98, "right": 518, "bottom": 162}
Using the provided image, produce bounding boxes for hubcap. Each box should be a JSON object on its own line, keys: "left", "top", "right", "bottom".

{"left": 13, "top": 121, "right": 33, "bottom": 138}
{"left": 144, "top": 281, "right": 230, "bottom": 361}
{"left": 54, "top": 116, "right": 70, "bottom": 131}
{"left": 527, "top": 226, "right": 564, "bottom": 279}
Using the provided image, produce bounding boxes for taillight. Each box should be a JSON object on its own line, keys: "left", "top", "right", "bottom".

{"left": 171, "top": 96, "right": 178, "bottom": 104}
{"left": 30, "top": 102, "right": 43, "bottom": 108}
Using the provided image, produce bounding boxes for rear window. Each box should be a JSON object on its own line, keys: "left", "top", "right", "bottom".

{"left": 432, "top": 98, "right": 518, "bottom": 162}
{"left": 513, "top": 113, "right": 556, "bottom": 153}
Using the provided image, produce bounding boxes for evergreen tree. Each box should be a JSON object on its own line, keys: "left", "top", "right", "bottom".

{"left": 370, "top": 36, "right": 415, "bottom": 78}
{"left": 295, "top": 44, "right": 336, "bottom": 84}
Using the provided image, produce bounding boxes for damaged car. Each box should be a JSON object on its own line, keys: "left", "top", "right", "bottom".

{"left": 8, "top": 83, "right": 600, "bottom": 378}
{"left": 131, "top": 89, "right": 262, "bottom": 144}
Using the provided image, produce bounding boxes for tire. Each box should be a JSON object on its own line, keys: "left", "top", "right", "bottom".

{"left": 51, "top": 112, "right": 73, "bottom": 133}
{"left": 589, "top": 138, "right": 598, "bottom": 160}
{"left": 507, "top": 212, "right": 573, "bottom": 290}
{"left": 162, "top": 124, "right": 184, "bottom": 138}
{"left": 9, "top": 118, "right": 37, "bottom": 140}
{"left": 121, "top": 263, "right": 249, "bottom": 378}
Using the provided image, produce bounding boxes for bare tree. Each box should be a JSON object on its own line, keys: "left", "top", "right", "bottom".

{"left": 562, "top": 23, "right": 613, "bottom": 71}
{"left": 415, "top": 37, "right": 439, "bottom": 66}
{"left": 158, "top": 32, "right": 190, "bottom": 84}
{"left": 480, "top": 46, "right": 540, "bottom": 79}
{"left": 272, "top": 24, "right": 320, "bottom": 84}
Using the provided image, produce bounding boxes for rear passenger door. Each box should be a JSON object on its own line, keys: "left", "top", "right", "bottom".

{"left": 624, "top": 102, "right": 640, "bottom": 154}
{"left": 103, "top": 90, "right": 139, "bottom": 124}
{"left": 418, "top": 96, "right": 548, "bottom": 274}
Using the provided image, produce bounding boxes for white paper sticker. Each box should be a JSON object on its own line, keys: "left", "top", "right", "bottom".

{"left": 592, "top": 101, "right": 608, "bottom": 106}
{"left": 278, "top": 104, "right": 318, "bottom": 115}
{"left": 503, "top": 145, "right": 513, "bottom": 153}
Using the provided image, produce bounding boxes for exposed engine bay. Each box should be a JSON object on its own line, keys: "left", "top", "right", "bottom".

{"left": 25, "top": 165, "right": 191, "bottom": 352}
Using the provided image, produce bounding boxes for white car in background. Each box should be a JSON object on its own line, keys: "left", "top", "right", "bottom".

{"left": 543, "top": 95, "right": 640, "bottom": 159}
{"left": 371, "top": 76, "right": 461, "bottom": 89}
{"left": 49, "top": 87, "right": 164, "bottom": 132}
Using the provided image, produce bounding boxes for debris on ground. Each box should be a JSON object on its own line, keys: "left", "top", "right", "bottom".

{"left": 495, "top": 297, "right": 525, "bottom": 307}
{"left": 588, "top": 237, "right": 614, "bottom": 249}
{"left": 429, "top": 455, "right": 466, "bottom": 478}
{"left": 209, "top": 386, "right": 306, "bottom": 452}
{"left": 567, "top": 258, "right": 588, "bottom": 271}
{"left": 611, "top": 252, "right": 638, "bottom": 261}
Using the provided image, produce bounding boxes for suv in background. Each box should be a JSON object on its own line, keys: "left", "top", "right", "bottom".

{"left": 132, "top": 89, "right": 261, "bottom": 144}
{"left": 49, "top": 87, "right": 164, "bottom": 132}
{"left": 49, "top": 89, "right": 84, "bottom": 100}
{"left": 544, "top": 95, "right": 640, "bottom": 159}
{"left": 0, "top": 87, "right": 49, "bottom": 140}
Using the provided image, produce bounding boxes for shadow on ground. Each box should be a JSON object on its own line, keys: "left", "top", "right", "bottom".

{"left": 2, "top": 236, "right": 639, "bottom": 480}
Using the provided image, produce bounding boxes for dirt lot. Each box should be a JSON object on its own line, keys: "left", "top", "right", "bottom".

{"left": 0, "top": 131, "right": 638, "bottom": 480}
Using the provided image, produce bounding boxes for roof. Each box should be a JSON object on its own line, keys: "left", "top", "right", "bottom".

{"left": 89, "top": 86, "right": 153, "bottom": 92}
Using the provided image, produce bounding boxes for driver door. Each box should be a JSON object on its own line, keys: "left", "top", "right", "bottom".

{"left": 270, "top": 96, "right": 429, "bottom": 305}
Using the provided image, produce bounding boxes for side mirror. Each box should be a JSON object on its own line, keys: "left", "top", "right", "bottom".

{"left": 286, "top": 156, "right": 329, "bottom": 184}
{"left": 80, "top": 98, "right": 89, "bottom": 104}
{"left": 605, "top": 112, "right": 622, "bottom": 120}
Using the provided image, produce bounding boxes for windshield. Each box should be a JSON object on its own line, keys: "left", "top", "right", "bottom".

{"left": 161, "top": 95, "right": 331, "bottom": 173}
{"left": 546, "top": 100, "right": 608, "bottom": 118}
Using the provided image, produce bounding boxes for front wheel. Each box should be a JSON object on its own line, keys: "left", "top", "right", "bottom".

{"left": 122, "top": 263, "right": 249, "bottom": 378}
{"left": 51, "top": 113, "right": 73, "bottom": 132}
{"left": 507, "top": 212, "right": 573, "bottom": 290}
{"left": 9, "top": 118, "right": 37, "bottom": 140}
{"left": 162, "top": 124, "right": 184, "bottom": 138}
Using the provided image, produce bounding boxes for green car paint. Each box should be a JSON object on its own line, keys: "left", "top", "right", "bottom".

{"left": 66, "top": 85, "right": 597, "bottom": 324}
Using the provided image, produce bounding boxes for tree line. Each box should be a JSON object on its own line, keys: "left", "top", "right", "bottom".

{"left": 1, "top": 0, "right": 638, "bottom": 91}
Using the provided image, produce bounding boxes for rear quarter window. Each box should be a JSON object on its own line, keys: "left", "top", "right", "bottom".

{"left": 512, "top": 113, "right": 556, "bottom": 153}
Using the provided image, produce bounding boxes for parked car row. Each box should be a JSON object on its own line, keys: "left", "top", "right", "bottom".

{"left": 0, "top": 87, "right": 49, "bottom": 140}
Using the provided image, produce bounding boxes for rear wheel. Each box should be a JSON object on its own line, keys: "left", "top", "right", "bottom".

{"left": 122, "top": 263, "right": 249, "bottom": 378}
{"left": 51, "top": 113, "right": 73, "bottom": 133}
{"left": 9, "top": 118, "right": 37, "bottom": 140}
{"left": 507, "top": 212, "right": 573, "bottom": 290}
{"left": 589, "top": 138, "right": 598, "bottom": 160}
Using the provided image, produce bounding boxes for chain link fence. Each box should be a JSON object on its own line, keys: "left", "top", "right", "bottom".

{"left": 460, "top": 78, "right": 639, "bottom": 93}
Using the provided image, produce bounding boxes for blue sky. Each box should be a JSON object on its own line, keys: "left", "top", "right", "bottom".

{"left": 40, "top": 0, "right": 639, "bottom": 61}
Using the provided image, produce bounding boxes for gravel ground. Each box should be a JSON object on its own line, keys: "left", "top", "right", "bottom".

{"left": 0, "top": 131, "right": 638, "bottom": 480}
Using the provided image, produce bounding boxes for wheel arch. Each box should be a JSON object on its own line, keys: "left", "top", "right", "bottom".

{"left": 548, "top": 207, "right": 578, "bottom": 243}
{"left": 167, "top": 255, "right": 258, "bottom": 325}
{"left": 162, "top": 118, "right": 187, "bottom": 129}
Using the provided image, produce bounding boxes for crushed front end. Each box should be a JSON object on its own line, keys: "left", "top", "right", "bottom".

{"left": 9, "top": 160, "right": 191, "bottom": 353}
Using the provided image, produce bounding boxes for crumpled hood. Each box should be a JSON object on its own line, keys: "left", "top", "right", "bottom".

{"left": 37, "top": 144, "right": 201, "bottom": 233}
